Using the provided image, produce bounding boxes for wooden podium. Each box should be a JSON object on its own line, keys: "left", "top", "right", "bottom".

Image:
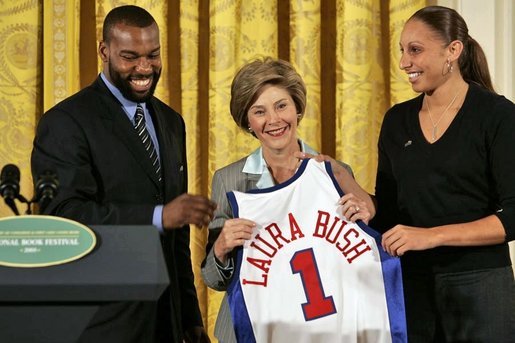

{"left": 0, "top": 225, "right": 169, "bottom": 343}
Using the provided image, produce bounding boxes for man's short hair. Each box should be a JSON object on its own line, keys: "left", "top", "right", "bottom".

{"left": 102, "top": 5, "right": 156, "bottom": 43}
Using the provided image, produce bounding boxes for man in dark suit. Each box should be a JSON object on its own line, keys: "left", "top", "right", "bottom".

{"left": 31, "top": 5, "right": 215, "bottom": 343}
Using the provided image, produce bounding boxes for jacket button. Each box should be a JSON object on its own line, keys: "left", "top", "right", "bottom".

{"left": 155, "top": 194, "right": 163, "bottom": 202}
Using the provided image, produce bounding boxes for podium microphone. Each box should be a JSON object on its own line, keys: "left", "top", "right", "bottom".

{"left": 34, "top": 170, "right": 59, "bottom": 213}
{"left": 0, "top": 164, "right": 21, "bottom": 215}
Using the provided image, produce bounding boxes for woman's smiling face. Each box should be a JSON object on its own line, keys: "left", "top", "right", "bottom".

{"left": 247, "top": 84, "right": 299, "bottom": 153}
{"left": 399, "top": 19, "right": 451, "bottom": 94}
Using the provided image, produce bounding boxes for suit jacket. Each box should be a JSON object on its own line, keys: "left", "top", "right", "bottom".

{"left": 31, "top": 76, "right": 202, "bottom": 343}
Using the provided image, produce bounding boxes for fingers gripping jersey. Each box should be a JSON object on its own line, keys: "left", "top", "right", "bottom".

{"left": 226, "top": 159, "right": 407, "bottom": 343}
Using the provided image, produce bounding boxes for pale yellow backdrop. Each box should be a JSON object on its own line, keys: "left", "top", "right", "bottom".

{"left": 0, "top": 0, "right": 423, "bottom": 341}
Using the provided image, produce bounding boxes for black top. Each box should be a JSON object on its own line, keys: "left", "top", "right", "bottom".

{"left": 372, "top": 83, "right": 515, "bottom": 273}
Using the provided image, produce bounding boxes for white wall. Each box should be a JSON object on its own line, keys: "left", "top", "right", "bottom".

{"left": 436, "top": 0, "right": 514, "bottom": 101}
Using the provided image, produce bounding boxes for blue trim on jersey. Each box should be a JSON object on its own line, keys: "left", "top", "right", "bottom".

{"left": 358, "top": 220, "right": 408, "bottom": 342}
{"left": 227, "top": 191, "right": 239, "bottom": 219}
{"left": 326, "top": 160, "right": 407, "bottom": 342}
{"left": 226, "top": 191, "right": 257, "bottom": 343}
{"left": 323, "top": 160, "right": 344, "bottom": 197}
{"left": 245, "top": 158, "right": 310, "bottom": 194}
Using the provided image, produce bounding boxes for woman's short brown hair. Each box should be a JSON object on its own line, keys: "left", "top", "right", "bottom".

{"left": 230, "top": 57, "right": 307, "bottom": 132}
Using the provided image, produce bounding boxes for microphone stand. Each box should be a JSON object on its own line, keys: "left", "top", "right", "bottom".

{"left": 8, "top": 194, "right": 32, "bottom": 215}
{"left": 1, "top": 167, "right": 58, "bottom": 216}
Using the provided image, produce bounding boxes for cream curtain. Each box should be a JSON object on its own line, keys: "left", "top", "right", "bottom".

{"left": 43, "top": 0, "right": 81, "bottom": 111}
{"left": 0, "top": 0, "right": 424, "bottom": 341}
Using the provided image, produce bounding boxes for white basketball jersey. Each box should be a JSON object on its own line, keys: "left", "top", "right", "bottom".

{"left": 226, "top": 159, "right": 407, "bottom": 343}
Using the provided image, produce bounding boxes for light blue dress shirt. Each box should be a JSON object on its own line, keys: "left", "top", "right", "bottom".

{"left": 242, "top": 140, "right": 318, "bottom": 189}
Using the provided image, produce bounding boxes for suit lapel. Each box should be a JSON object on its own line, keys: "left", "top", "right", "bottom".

{"left": 149, "top": 98, "right": 184, "bottom": 198}
{"left": 244, "top": 172, "right": 260, "bottom": 191}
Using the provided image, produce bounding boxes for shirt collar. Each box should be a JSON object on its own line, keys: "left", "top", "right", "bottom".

{"left": 100, "top": 72, "right": 145, "bottom": 120}
{"left": 242, "top": 140, "right": 318, "bottom": 189}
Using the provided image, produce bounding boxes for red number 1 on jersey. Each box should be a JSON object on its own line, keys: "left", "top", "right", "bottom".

{"left": 290, "top": 248, "right": 337, "bottom": 321}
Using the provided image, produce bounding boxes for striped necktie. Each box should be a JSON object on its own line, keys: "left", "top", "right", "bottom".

{"left": 134, "top": 104, "right": 162, "bottom": 182}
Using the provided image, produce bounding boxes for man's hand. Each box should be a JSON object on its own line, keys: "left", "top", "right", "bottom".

{"left": 162, "top": 194, "right": 217, "bottom": 229}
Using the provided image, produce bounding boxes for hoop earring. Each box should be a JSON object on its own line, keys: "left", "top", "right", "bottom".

{"left": 446, "top": 59, "right": 453, "bottom": 74}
